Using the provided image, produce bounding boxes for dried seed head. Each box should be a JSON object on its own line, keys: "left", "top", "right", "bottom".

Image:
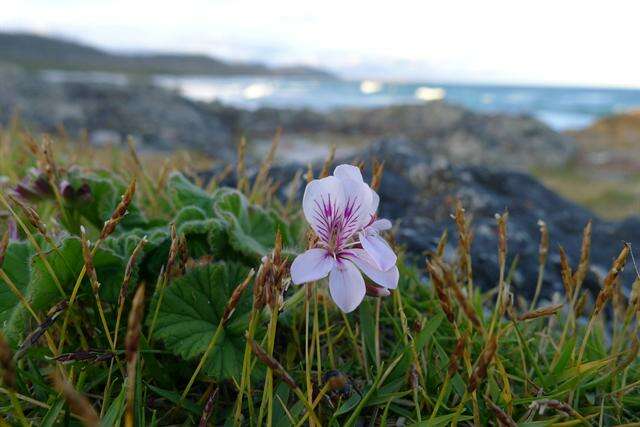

{"left": 249, "top": 337, "right": 299, "bottom": 390}
{"left": 17, "top": 300, "right": 67, "bottom": 358}
{"left": 100, "top": 178, "right": 136, "bottom": 239}
{"left": 427, "top": 261, "right": 455, "bottom": 324}
{"left": 166, "top": 223, "right": 180, "bottom": 279}
{"left": 0, "top": 333, "right": 15, "bottom": 388}
{"left": 518, "top": 303, "right": 563, "bottom": 321}
{"left": 558, "top": 246, "right": 574, "bottom": 299}
{"left": 448, "top": 334, "right": 467, "bottom": 377}
{"left": 370, "top": 160, "right": 385, "bottom": 191}
{"left": 119, "top": 236, "right": 148, "bottom": 306}
{"left": 320, "top": 145, "right": 336, "bottom": 178}
{"left": 468, "top": 334, "right": 498, "bottom": 393}
{"left": 9, "top": 194, "right": 47, "bottom": 237}
{"left": 125, "top": 285, "right": 145, "bottom": 427}
{"left": 495, "top": 211, "right": 508, "bottom": 267}
{"left": 80, "top": 226, "right": 99, "bottom": 294}
{"left": 595, "top": 244, "right": 630, "bottom": 315}
{"left": 0, "top": 230, "right": 9, "bottom": 268}
{"left": 537, "top": 220, "right": 549, "bottom": 266}
{"left": 222, "top": 269, "right": 255, "bottom": 325}
{"left": 51, "top": 371, "right": 100, "bottom": 427}
{"left": 573, "top": 220, "right": 592, "bottom": 288}
{"left": 409, "top": 363, "right": 419, "bottom": 389}
{"left": 436, "top": 229, "right": 448, "bottom": 258}
{"left": 53, "top": 349, "right": 114, "bottom": 364}
{"left": 125, "top": 285, "right": 145, "bottom": 366}
{"left": 436, "top": 258, "right": 482, "bottom": 331}
{"left": 199, "top": 388, "right": 218, "bottom": 427}
{"left": 454, "top": 200, "right": 471, "bottom": 255}
{"left": 486, "top": 398, "right": 517, "bottom": 427}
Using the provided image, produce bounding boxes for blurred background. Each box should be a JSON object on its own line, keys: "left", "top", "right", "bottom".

{"left": 2, "top": 0, "right": 640, "bottom": 219}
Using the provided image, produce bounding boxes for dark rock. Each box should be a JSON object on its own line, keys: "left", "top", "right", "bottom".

{"left": 0, "top": 66, "right": 574, "bottom": 170}
{"left": 268, "top": 140, "right": 638, "bottom": 300}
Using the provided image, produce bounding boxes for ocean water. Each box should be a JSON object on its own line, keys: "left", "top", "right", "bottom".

{"left": 42, "top": 70, "right": 640, "bottom": 131}
{"left": 153, "top": 76, "right": 640, "bottom": 131}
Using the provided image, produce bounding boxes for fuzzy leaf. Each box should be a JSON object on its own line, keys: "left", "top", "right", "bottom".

{"left": 151, "top": 262, "right": 256, "bottom": 380}
{"left": 167, "top": 172, "right": 214, "bottom": 213}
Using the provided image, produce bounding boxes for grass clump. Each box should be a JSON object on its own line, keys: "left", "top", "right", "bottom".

{"left": 0, "top": 129, "right": 639, "bottom": 426}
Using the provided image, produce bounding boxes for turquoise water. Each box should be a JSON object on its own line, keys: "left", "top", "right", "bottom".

{"left": 153, "top": 76, "right": 640, "bottom": 131}
{"left": 42, "top": 71, "right": 640, "bottom": 131}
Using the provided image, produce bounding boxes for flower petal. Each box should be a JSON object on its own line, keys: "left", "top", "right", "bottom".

{"left": 370, "top": 218, "right": 392, "bottom": 232}
{"left": 369, "top": 190, "right": 380, "bottom": 216}
{"left": 334, "top": 164, "right": 364, "bottom": 183}
{"left": 345, "top": 248, "right": 399, "bottom": 289}
{"left": 328, "top": 260, "right": 365, "bottom": 313}
{"left": 302, "top": 176, "right": 345, "bottom": 242}
{"left": 340, "top": 178, "right": 374, "bottom": 237}
{"left": 290, "top": 249, "right": 335, "bottom": 285}
{"left": 359, "top": 232, "right": 397, "bottom": 271}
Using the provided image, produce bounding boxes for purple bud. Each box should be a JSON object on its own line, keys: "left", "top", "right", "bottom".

{"left": 76, "top": 183, "right": 92, "bottom": 201}
{"left": 59, "top": 180, "right": 74, "bottom": 199}
{"left": 365, "top": 282, "right": 391, "bottom": 298}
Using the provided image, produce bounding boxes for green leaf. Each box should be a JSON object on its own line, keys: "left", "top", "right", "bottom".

{"left": 0, "top": 241, "right": 34, "bottom": 339}
{"left": 167, "top": 172, "right": 214, "bottom": 213}
{"left": 214, "top": 189, "right": 289, "bottom": 259}
{"left": 5, "top": 237, "right": 129, "bottom": 344}
{"left": 66, "top": 169, "right": 147, "bottom": 232}
{"left": 151, "top": 262, "right": 257, "bottom": 380}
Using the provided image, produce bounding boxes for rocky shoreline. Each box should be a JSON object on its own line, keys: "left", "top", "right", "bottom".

{"left": 0, "top": 65, "right": 574, "bottom": 169}
{"left": 3, "top": 64, "right": 640, "bottom": 299}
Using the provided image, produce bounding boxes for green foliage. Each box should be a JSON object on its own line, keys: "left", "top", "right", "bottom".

{"left": 151, "top": 262, "right": 255, "bottom": 380}
{"left": 2, "top": 145, "right": 640, "bottom": 426}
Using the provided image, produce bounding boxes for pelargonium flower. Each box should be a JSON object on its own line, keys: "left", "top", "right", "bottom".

{"left": 290, "top": 164, "right": 399, "bottom": 312}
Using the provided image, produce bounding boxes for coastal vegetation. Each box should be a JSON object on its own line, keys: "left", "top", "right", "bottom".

{"left": 0, "top": 130, "right": 639, "bottom": 425}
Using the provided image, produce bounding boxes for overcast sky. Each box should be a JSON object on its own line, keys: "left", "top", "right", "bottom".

{"left": 2, "top": 0, "right": 640, "bottom": 87}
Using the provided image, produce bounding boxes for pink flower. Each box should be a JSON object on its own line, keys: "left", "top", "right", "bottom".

{"left": 290, "top": 164, "right": 399, "bottom": 313}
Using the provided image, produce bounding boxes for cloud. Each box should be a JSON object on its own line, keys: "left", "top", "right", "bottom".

{"left": 2, "top": 0, "right": 640, "bottom": 87}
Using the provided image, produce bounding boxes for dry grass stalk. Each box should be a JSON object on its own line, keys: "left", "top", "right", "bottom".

{"left": 249, "top": 337, "right": 298, "bottom": 390}
{"left": 250, "top": 128, "right": 281, "bottom": 200}
{"left": 16, "top": 300, "right": 67, "bottom": 357}
{"left": 426, "top": 261, "right": 455, "bottom": 324}
{"left": 8, "top": 195, "right": 47, "bottom": 237}
{"left": 486, "top": 398, "right": 516, "bottom": 427}
{"left": 370, "top": 160, "right": 385, "bottom": 191}
{"left": 619, "top": 336, "right": 640, "bottom": 371}
{"left": 80, "top": 226, "right": 99, "bottom": 294}
{"left": 437, "top": 259, "right": 482, "bottom": 331}
{"left": 166, "top": 223, "right": 180, "bottom": 279}
{"left": 319, "top": 145, "right": 336, "bottom": 178}
{"left": 558, "top": 246, "right": 575, "bottom": 299}
{"left": 51, "top": 371, "right": 100, "bottom": 427}
{"left": 448, "top": 334, "right": 467, "bottom": 377}
{"left": 573, "top": 221, "right": 592, "bottom": 289}
{"left": 199, "top": 388, "right": 219, "bottom": 427}
{"left": 0, "top": 334, "right": 15, "bottom": 388}
{"left": 53, "top": 349, "right": 114, "bottom": 364}
{"left": 0, "top": 230, "right": 9, "bottom": 267}
{"left": 468, "top": 334, "right": 498, "bottom": 393}
{"left": 530, "top": 220, "right": 549, "bottom": 309}
{"left": 119, "top": 236, "right": 148, "bottom": 307}
{"left": 222, "top": 269, "right": 255, "bottom": 325}
{"left": 496, "top": 211, "right": 508, "bottom": 269}
{"left": 100, "top": 178, "right": 136, "bottom": 240}
{"left": 517, "top": 303, "right": 563, "bottom": 321}
{"left": 125, "top": 284, "right": 145, "bottom": 427}
{"left": 435, "top": 229, "right": 448, "bottom": 257}
{"left": 594, "top": 244, "right": 630, "bottom": 315}
{"left": 236, "top": 136, "right": 248, "bottom": 193}
{"left": 42, "top": 136, "right": 59, "bottom": 183}
{"left": 454, "top": 200, "right": 474, "bottom": 293}
{"left": 305, "top": 163, "right": 314, "bottom": 183}
{"left": 538, "top": 220, "right": 549, "bottom": 267}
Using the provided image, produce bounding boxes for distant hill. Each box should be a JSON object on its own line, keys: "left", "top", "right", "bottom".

{"left": 0, "top": 32, "right": 336, "bottom": 79}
